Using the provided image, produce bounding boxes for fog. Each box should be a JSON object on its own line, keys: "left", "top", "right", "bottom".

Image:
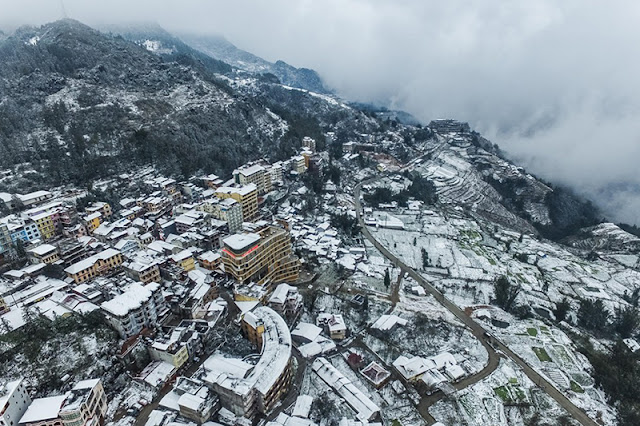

{"left": 2, "top": 0, "right": 640, "bottom": 224}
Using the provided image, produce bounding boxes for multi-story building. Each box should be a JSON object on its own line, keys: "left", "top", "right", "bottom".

{"left": 302, "top": 136, "right": 316, "bottom": 152}
{"left": 267, "top": 284, "right": 303, "bottom": 322}
{"left": 268, "top": 162, "right": 284, "bottom": 185}
{"left": 23, "top": 203, "right": 62, "bottom": 240}
{"left": 199, "top": 307, "right": 292, "bottom": 419}
{"left": 233, "top": 164, "right": 272, "bottom": 195}
{"left": 197, "top": 251, "right": 221, "bottom": 271}
{"left": 58, "top": 379, "right": 107, "bottom": 426}
{"left": 0, "top": 379, "right": 31, "bottom": 426}
{"left": 18, "top": 395, "right": 66, "bottom": 426}
{"left": 170, "top": 250, "right": 195, "bottom": 272}
{"left": 199, "top": 198, "right": 243, "bottom": 233}
{"left": 85, "top": 202, "right": 112, "bottom": 220}
{"left": 221, "top": 224, "right": 300, "bottom": 286}
{"left": 64, "top": 249, "right": 123, "bottom": 284}
{"left": 148, "top": 325, "right": 208, "bottom": 368}
{"left": 18, "top": 191, "right": 53, "bottom": 207}
{"left": 215, "top": 184, "right": 258, "bottom": 222}
{"left": 201, "top": 174, "right": 224, "bottom": 189}
{"left": 123, "top": 257, "right": 161, "bottom": 284}
{"left": 82, "top": 212, "right": 102, "bottom": 234}
{"left": 100, "top": 282, "right": 167, "bottom": 338}
{"left": 291, "top": 155, "right": 307, "bottom": 174}
{"left": 27, "top": 244, "right": 60, "bottom": 265}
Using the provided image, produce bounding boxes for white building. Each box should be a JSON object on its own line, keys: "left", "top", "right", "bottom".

{"left": 268, "top": 284, "right": 303, "bottom": 320}
{"left": 0, "top": 379, "right": 31, "bottom": 426}
{"left": 100, "top": 282, "right": 168, "bottom": 338}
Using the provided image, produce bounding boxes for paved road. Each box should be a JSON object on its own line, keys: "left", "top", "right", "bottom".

{"left": 353, "top": 181, "right": 599, "bottom": 426}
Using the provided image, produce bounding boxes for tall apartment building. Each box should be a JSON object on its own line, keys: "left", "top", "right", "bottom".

{"left": 215, "top": 184, "right": 258, "bottom": 222}
{"left": 58, "top": 379, "right": 107, "bottom": 426}
{"left": 100, "top": 282, "right": 167, "bottom": 338}
{"left": 268, "top": 162, "right": 284, "bottom": 185}
{"left": 199, "top": 307, "right": 292, "bottom": 419}
{"left": 302, "top": 136, "right": 316, "bottom": 152}
{"left": 221, "top": 224, "right": 300, "bottom": 286}
{"left": 0, "top": 379, "right": 31, "bottom": 426}
{"left": 199, "top": 198, "right": 243, "bottom": 233}
{"left": 233, "top": 164, "right": 272, "bottom": 195}
{"left": 64, "top": 249, "right": 123, "bottom": 284}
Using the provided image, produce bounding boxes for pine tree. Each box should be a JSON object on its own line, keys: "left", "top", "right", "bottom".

{"left": 384, "top": 269, "right": 391, "bottom": 289}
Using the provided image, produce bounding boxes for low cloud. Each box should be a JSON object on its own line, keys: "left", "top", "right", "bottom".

{"left": 2, "top": 0, "right": 640, "bottom": 223}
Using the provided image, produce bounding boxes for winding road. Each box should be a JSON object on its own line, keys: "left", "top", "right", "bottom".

{"left": 353, "top": 180, "right": 599, "bottom": 426}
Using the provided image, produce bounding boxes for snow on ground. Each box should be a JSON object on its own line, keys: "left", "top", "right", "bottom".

{"left": 430, "top": 358, "right": 570, "bottom": 426}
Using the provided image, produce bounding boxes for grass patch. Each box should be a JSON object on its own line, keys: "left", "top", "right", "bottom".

{"left": 532, "top": 346, "right": 552, "bottom": 362}
{"left": 570, "top": 381, "right": 585, "bottom": 393}
{"left": 527, "top": 328, "right": 538, "bottom": 337}
{"left": 494, "top": 386, "right": 510, "bottom": 402}
{"left": 509, "top": 378, "right": 518, "bottom": 384}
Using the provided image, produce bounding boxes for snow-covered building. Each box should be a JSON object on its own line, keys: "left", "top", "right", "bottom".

{"left": 100, "top": 282, "right": 168, "bottom": 338}
{"left": 198, "top": 307, "right": 292, "bottom": 420}
{"left": 312, "top": 358, "right": 380, "bottom": 422}
{"left": 18, "top": 395, "right": 66, "bottom": 426}
{"left": 0, "top": 379, "right": 31, "bottom": 426}
{"left": 59, "top": 379, "right": 107, "bottom": 426}
{"left": 317, "top": 313, "right": 347, "bottom": 340}
{"left": 268, "top": 283, "right": 303, "bottom": 321}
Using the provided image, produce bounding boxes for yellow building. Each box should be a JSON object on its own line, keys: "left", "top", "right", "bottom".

{"left": 0, "top": 296, "right": 8, "bottom": 314}
{"left": 83, "top": 212, "right": 103, "bottom": 234}
{"left": 215, "top": 184, "right": 258, "bottom": 222}
{"left": 150, "top": 341, "right": 189, "bottom": 368}
{"left": 64, "top": 248, "right": 123, "bottom": 284}
{"left": 171, "top": 249, "right": 196, "bottom": 272}
{"left": 291, "top": 155, "right": 307, "bottom": 174}
{"left": 59, "top": 379, "right": 107, "bottom": 426}
{"left": 31, "top": 212, "right": 57, "bottom": 240}
{"left": 221, "top": 224, "right": 300, "bottom": 286}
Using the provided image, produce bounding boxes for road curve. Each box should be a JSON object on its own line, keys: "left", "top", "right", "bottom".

{"left": 353, "top": 180, "right": 599, "bottom": 426}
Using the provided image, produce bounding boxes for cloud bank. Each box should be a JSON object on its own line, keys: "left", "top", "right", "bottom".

{"left": 2, "top": 0, "right": 639, "bottom": 223}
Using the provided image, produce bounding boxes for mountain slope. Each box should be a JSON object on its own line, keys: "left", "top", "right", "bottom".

{"left": 179, "top": 32, "right": 330, "bottom": 94}
{"left": 0, "top": 20, "right": 365, "bottom": 185}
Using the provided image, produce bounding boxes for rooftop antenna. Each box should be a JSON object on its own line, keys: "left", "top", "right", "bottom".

{"left": 60, "top": 0, "right": 69, "bottom": 19}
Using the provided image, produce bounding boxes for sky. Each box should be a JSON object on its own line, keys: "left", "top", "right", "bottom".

{"left": 2, "top": 0, "right": 640, "bottom": 224}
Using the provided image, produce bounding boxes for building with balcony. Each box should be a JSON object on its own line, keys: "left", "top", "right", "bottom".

{"left": 221, "top": 224, "right": 299, "bottom": 286}
{"left": 58, "top": 379, "right": 107, "bottom": 426}
{"left": 215, "top": 184, "right": 258, "bottom": 222}
{"left": 64, "top": 249, "right": 123, "bottom": 284}
{"left": 100, "top": 282, "right": 167, "bottom": 338}
{"left": 268, "top": 283, "right": 303, "bottom": 322}
{"left": 198, "top": 307, "right": 292, "bottom": 420}
{"left": 233, "top": 164, "right": 272, "bottom": 195}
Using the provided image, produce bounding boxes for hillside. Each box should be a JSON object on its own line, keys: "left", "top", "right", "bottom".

{"left": 0, "top": 19, "right": 364, "bottom": 186}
